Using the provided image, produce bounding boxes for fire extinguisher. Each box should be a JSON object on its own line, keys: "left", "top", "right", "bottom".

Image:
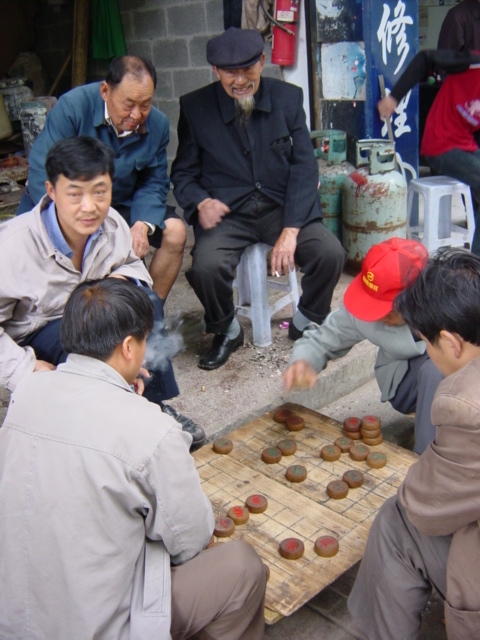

{"left": 271, "top": 0, "right": 299, "bottom": 66}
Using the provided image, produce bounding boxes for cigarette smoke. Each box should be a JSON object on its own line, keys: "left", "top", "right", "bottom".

{"left": 144, "top": 314, "right": 184, "bottom": 373}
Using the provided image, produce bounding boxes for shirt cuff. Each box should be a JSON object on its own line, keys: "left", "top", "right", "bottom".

{"left": 142, "top": 221, "right": 156, "bottom": 236}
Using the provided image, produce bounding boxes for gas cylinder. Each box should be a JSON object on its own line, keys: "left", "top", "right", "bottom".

{"left": 310, "top": 130, "right": 354, "bottom": 241}
{"left": 341, "top": 140, "right": 407, "bottom": 270}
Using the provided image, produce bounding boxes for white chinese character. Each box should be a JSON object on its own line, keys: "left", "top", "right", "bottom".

{"left": 377, "top": 1, "right": 413, "bottom": 75}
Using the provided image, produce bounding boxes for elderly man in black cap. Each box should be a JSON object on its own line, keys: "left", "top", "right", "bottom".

{"left": 171, "top": 28, "right": 346, "bottom": 370}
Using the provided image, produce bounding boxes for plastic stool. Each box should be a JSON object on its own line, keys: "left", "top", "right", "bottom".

{"left": 407, "top": 176, "right": 475, "bottom": 252}
{"left": 233, "top": 243, "right": 299, "bottom": 347}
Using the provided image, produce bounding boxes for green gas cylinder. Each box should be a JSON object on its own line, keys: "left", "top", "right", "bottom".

{"left": 310, "top": 130, "right": 354, "bottom": 241}
{"left": 341, "top": 139, "right": 407, "bottom": 270}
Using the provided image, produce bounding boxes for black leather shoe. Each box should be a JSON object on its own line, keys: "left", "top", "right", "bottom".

{"left": 288, "top": 320, "right": 320, "bottom": 341}
{"left": 160, "top": 403, "right": 206, "bottom": 451}
{"left": 198, "top": 327, "right": 244, "bottom": 370}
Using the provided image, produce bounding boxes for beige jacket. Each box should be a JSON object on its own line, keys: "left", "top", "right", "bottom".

{"left": 0, "top": 354, "right": 214, "bottom": 639}
{"left": 398, "top": 356, "right": 480, "bottom": 639}
{"left": 0, "top": 196, "right": 152, "bottom": 391}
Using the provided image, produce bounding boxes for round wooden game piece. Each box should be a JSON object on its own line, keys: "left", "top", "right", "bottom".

{"left": 214, "top": 516, "right": 235, "bottom": 538}
{"left": 360, "top": 428, "right": 381, "bottom": 439}
{"left": 361, "top": 415, "right": 381, "bottom": 431}
{"left": 343, "top": 416, "right": 362, "bottom": 433}
{"left": 272, "top": 407, "right": 293, "bottom": 423}
{"left": 320, "top": 444, "right": 341, "bottom": 461}
{"left": 245, "top": 494, "right": 268, "bottom": 514}
{"left": 349, "top": 443, "right": 370, "bottom": 461}
{"left": 346, "top": 430, "right": 362, "bottom": 440}
{"left": 285, "top": 414, "right": 305, "bottom": 432}
{"left": 227, "top": 505, "right": 250, "bottom": 525}
{"left": 277, "top": 438, "right": 297, "bottom": 456}
{"left": 314, "top": 535, "right": 340, "bottom": 558}
{"left": 362, "top": 434, "right": 384, "bottom": 446}
{"left": 279, "top": 537, "right": 305, "bottom": 560}
{"left": 342, "top": 469, "right": 365, "bottom": 488}
{"left": 261, "top": 446, "right": 282, "bottom": 464}
{"left": 326, "top": 480, "right": 349, "bottom": 499}
{"left": 212, "top": 437, "right": 233, "bottom": 454}
{"left": 367, "top": 452, "right": 387, "bottom": 469}
{"left": 285, "top": 464, "right": 307, "bottom": 483}
{"left": 335, "top": 436, "right": 354, "bottom": 452}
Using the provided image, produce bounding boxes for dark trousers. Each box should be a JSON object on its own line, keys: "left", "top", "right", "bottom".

{"left": 20, "top": 288, "right": 179, "bottom": 404}
{"left": 187, "top": 195, "right": 347, "bottom": 334}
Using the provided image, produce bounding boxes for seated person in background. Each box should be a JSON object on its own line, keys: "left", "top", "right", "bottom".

{"left": 0, "top": 135, "right": 205, "bottom": 449}
{"left": 17, "top": 55, "right": 185, "bottom": 302}
{"left": 348, "top": 248, "right": 480, "bottom": 640}
{"left": 377, "top": 48, "right": 480, "bottom": 255}
{"left": 0, "top": 278, "right": 267, "bottom": 639}
{"left": 283, "top": 237, "right": 444, "bottom": 454}
{"left": 171, "top": 27, "right": 346, "bottom": 370}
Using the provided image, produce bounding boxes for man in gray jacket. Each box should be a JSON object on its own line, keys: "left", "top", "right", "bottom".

{"left": 283, "top": 237, "right": 444, "bottom": 453}
{"left": 0, "top": 278, "right": 267, "bottom": 639}
{"left": 0, "top": 136, "right": 205, "bottom": 449}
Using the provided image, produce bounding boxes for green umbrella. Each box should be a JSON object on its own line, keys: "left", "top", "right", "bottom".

{"left": 92, "top": 0, "right": 127, "bottom": 60}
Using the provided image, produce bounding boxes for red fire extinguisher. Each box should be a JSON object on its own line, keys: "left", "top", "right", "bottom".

{"left": 271, "top": 0, "right": 299, "bottom": 66}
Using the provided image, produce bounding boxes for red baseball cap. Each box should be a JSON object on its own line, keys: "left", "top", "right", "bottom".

{"left": 344, "top": 237, "right": 428, "bottom": 321}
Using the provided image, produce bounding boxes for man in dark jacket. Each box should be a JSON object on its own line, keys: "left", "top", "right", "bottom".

{"left": 171, "top": 28, "right": 346, "bottom": 370}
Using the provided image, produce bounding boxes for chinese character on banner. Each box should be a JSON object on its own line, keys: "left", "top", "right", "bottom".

{"left": 364, "top": 0, "right": 419, "bottom": 182}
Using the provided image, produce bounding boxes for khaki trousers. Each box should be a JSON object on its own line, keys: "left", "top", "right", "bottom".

{"left": 171, "top": 540, "right": 267, "bottom": 639}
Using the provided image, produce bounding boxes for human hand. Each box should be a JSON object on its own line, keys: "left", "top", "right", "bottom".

{"left": 377, "top": 95, "right": 398, "bottom": 120}
{"left": 133, "top": 366, "right": 151, "bottom": 395}
{"left": 197, "top": 198, "right": 230, "bottom": 230}
{"left": 34, "top": 360, "right": 56, "bottom": 372}
{"left": 270, "top": 228, "right": 299, "bottom": 276}
{"left": 282, "top": 360, "right": 318, "bottom": 391}
{"left": 130, "top": 222, "right": 150, "bottom": 259}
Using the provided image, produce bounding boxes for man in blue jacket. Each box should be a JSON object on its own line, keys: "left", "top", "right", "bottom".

{"left": 18, "top": 56, "right": 185, "bottom": 302}
{"left": 171, "top": 28, "right": 346, "bottom": 370}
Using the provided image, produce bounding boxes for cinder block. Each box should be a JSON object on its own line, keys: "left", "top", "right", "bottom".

{"left": 167, "top": 4, "right": 206, "bottom": 35}
{"left": 156, "top": 99, "right": 179, "bottom": 126}
{"left": 173, "top": 69, "right": 212, "bottom": 97}
{"left": 190, "top": 35, "right": 215, "bottom": 66}
{"left": 133, "top": 8, "right": 167, "bottom": 39}
{"left": 128, "top": 42, "right": 154, "bottom": 63}
{"left": 153, "top": 39, "right": 189, "bottom": 68}
{"left": 154, "top": 71, "right": 174, "bottom": 99}
{"left": 121, "top": 12, "right": 134, "bottom": 41}
{"left": 120, "top": 0, "right": 146, "bottom": 11}
{"left": 206, "top": 0, "right": 224, "bottom": 31}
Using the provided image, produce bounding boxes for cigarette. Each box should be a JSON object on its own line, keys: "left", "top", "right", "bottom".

{"left": 274, "top": 271, "right": 280, "bottom": 277}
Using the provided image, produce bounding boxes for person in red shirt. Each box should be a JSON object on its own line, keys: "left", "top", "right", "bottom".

{"left": 378, "top": 49, "right": 480, "bottom": 255}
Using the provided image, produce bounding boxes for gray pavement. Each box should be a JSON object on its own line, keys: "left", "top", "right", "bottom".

{"left": 0, "top": 227, "right": 447, "bottom": 638}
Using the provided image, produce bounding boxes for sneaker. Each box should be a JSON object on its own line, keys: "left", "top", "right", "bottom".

{"left": 160, "top": 403, "right": 207, "bottom": 451}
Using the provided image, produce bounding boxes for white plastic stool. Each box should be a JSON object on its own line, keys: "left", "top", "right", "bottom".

{"left": 407, "top": 176, "right": 475, "bottom": 252}
{"left": 233, "top": 243, "right": 299, "bottom": 347}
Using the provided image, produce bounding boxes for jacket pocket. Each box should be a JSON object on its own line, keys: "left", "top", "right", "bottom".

{"left": 444, "top": 600, "right": 480, "bottom": 639}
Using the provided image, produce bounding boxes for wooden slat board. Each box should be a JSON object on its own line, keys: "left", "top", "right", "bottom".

{"left": 193, "top": 403, "right": 417, "bottom": 622}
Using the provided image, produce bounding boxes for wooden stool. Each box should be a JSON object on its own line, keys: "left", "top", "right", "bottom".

{"left": 233, "top": 243, "right": 299, "bottom": 347}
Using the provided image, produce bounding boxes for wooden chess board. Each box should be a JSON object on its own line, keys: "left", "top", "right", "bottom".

{"left": 193, "top": 403, "right": 417, "bottom": 623}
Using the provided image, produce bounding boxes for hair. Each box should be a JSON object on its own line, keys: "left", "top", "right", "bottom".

{"left": 105, "top": 55, "right": 157, "bottom": 89}
{"left": 395, "top": 248, "right": 480, "bottom": 346}
{"left": 45, "top": 136, "right": 115, "bottom": 186}
{"left": 60, "top": 279, "right": 154, "bottom": 361}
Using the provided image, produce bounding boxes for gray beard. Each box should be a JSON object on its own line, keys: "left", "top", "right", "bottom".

{"left": 235, "top": 96, "right": 255, "bottom": 125}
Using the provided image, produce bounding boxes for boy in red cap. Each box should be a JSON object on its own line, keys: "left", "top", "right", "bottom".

{"left": 283, "top": 237, "right": 444, "bottom": 453}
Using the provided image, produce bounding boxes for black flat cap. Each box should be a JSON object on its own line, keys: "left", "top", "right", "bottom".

{"left": 207, "top": 28, "right": 265, "bottom": 69}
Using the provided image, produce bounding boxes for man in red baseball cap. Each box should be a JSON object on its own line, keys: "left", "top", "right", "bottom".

{"left": 283, "top": 237, "right": 444, "bottom": 453}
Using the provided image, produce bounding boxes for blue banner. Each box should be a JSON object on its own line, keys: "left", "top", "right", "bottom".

{"left": 363, "top": 0, "right": 419, "bottom": 181}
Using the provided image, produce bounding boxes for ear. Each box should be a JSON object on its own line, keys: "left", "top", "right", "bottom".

{"left": 120, "top": 335, "right": 135, "bottom": 361}
{"left": 45, "top": 180, "right": 55, "bottom": 201}
{"left": 99, "top": 81, "right": 109, "bottom": 103}
{"left": 258, "top": 52, "right": 266, "bottom": 71}
{"left": 212, "top": 65, "right": 220, "bottom": 80}
{"left": 439, "top": 329, "right": 464, "bottom": 359}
